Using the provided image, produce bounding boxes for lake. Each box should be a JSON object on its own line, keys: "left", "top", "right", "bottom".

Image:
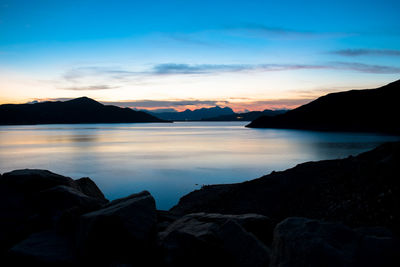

{"left": 1, "top": 121, "right": 399, "bottom": 210}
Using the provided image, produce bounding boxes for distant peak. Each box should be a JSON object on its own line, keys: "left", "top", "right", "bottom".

{"left": 73, "top": 96, "right": 93, "bottom": 101}
{"left": 66, "top": 97, "right": 102, "bottom": 105}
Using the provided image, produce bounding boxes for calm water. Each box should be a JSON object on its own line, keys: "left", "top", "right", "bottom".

{"left": 0, "top": 121, "right": 399, "bottom": 209}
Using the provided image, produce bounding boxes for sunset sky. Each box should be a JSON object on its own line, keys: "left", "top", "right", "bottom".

{"left": 1, "top": 0, "right": 399, "bottom": 111}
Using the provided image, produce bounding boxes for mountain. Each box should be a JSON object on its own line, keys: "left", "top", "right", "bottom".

{"left": 0, "top": 97, "right": 167, "bottom": 125}
{"left": 203, "top": 109, "right": 288, "bottom": 121}
{"left": 246, "top": 79, "right": 400, "bottom": 134}
{"left": 147, "top": 106, "right": 235, "bottom": 121}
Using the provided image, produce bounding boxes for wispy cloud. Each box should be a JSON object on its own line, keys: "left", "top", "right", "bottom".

{"left": 152, "top": 63, "right": 327, "bottom": 75}
{"left": 59, "top": 61, "right": 400, "bottom": 91}
{"left": 333, "top": 62, "right": 400, "bottom": 74}
{"left": 223, "top": 24, "right": 350, "bottom": 39}
{"left": 61, "top": 85, "right": 117, "bottom": 91}
{"left": 166, "top": 33, "right": 214, "bottom": 46}
{"left": 331, "top": 49, "right": 400, "bottom": 57}
{"left": 63, "top": 67, "right": 137, "bottom": 83}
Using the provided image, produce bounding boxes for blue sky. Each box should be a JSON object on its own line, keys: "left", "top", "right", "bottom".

{"left": 1, "top": 0, "right": 399, "bottom": 111}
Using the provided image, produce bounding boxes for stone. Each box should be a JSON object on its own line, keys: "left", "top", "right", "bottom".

{"left": 159, "top": 212, "right": 270, "bottom": 267}
{"left": 78, "top": 191, "right": 157, "bottom": 264}
{"left": 0, "top": 169, "right": 108, "bottom": 252}
{"left": 75, "top": 177, "right": 107, "bottom": 203}
{"left": 32, "top": 185, "right": 106, "bottom": 231}
{"left": 0, "top": 169, "right": 78, "bottom": 193}
{"left": 7, "top": 230, "right": 77, "bottom": 266}
{"left": 270, "top": 217, "right": 400, "bottom": 267}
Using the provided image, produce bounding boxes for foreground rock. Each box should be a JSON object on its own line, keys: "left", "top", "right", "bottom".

{"left": 78, "top": 190, "right": 157, "bottom": 265}
{"left": 271, "top": 217, "right": 400, "bottom": 267}
{"left": 8, "top": 230, "right": 77, "bottom": 266}
{"left": 159, "top": 213, "right": 271, "bottom": 267}
{"left": 171, "top": 142, "right": 400, "bottom": 234}
{"left": 0, "top": 169, "right": 107, "bottom": 253}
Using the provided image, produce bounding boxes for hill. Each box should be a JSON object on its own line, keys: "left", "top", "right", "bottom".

{"left": 0, "top": 97, "right": 167, "bottom": 125}
{"left": 147, "top": 106, "right": 234, "bottom": 121}
{"left": 246, "top": 79, "right": 400, "bottom": 134}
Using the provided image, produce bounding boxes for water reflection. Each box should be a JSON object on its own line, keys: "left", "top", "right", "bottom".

{"left": 0, "top": 122, "right": 399, "bottom": 209}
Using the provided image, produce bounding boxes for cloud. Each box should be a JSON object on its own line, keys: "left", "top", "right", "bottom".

{"left": 152, "top": 63, "right": 327, "bottom": 75}
{"left": 61, "top": 85, "right": 117, "bottom": 91}
{"left": 60, "top": 61, "right": 400, "bottom": 90}
{"left": 333, "top": 62, "right": 400, "bottom": 74}
{"left": 223, "top": 24, "right": 350, "bottom": 39}
{"left": 63, "top": 67, "right": 137, "bottom": 83}
{"left": 167, "top": 33, "right": 213, "bottom": 46}
{"left": 331, "top": 49, "right": 400, "bottom": 57}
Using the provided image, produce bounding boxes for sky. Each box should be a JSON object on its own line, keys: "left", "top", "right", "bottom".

{"left": 0, "top": 0, "right": 399, "bottom": 111}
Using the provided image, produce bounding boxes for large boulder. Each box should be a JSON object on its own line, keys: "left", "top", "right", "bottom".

{"left": 75, "top": 177, "right": 107, "bottom": 202}
{"left": 0, "top": 169, "right": 108, "bottom": 253}
{"left": 32, "top": 185, "right": 107, "bottom": 232}
{"left": 159, "top": 212, "right": 270, "bottom": 267}
{"left": 78, "top": 190, "right": 157, "bottom": 264}
{"left": 270, "top": 217, "right": 400, "bottom": 267}
{"left": 7, "top": 230, "right": 77, "bottom": 266}
{"left": 0, "top": 169, "right": 78, "bottom": 193}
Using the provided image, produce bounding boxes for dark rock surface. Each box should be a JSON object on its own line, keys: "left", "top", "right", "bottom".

{"left": 0, "top": 96, "right": 167, "bottom": 125}
{"left": 8, "top": 230, "right": 77, "bottom": 266}
{"left": 270, "top": 217, "right": 400, "bottom": 267}
{"left": 1, "top": 169, "right": 78, "bottom": 193}
{"left": 246, "top": 79, "right": 400, "bottom": 134}
{"left": 0, "top": 169, "right": 108, "bottom": 254}
{"left": 78, "top": 190, "right": 157, "bottom": 264}
{"left": 75, "top": 177, "right": 108, "bottom": 202}
{"left": 170, "top": 142, "right": 400, "bottom": 234}
{"left": 159, "top": 212, "right": 270, "bottom": 267}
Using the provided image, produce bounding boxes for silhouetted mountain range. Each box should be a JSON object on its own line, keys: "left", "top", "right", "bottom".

{"left": 146, "top": 106, "right": 235, "bottom": 121}
{"left": 0, "top": 97, "right": 166, "bottom": 125}
{"left": 247, "top": 79, "right": 400, "bottom": 134}
{"left": 203, "top": 109, "right": 287, "bottom": 121}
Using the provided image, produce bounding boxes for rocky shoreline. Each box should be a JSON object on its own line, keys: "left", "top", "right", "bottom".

{"left": 1, "top": 142, "right": 400, "bottom": 266}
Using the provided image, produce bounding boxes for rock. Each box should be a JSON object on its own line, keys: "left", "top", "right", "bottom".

{"left": 159, "top": 212, "right": 270, "bottom": 267}
{"left": 156, "top": 210, "right": 180, "bottom": 232}
{"left": 0, "top": 169, "right": 78, "bottom": 193}
{"left": 170, "top": 142, "right": 400, "bottom": 234}
{"left": 168, "top": 212, "right": 273, "bottom": 245}
{"left": 7, "top": 230, "right": 77, "bottom": 266}
{"left": 75, "top": 177, "right": 107, "bottom": 202}
{"left": 32, "top": 185, "right": 107, "bottom": 231}
{"left": 78, "top": 191, "right": 157, "bottom": 264}
{"left": 0, "top": 169, "right": 108, "bottom": 253}
{"left": 270, "top": 217, "right": 400, "bottom": 267}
